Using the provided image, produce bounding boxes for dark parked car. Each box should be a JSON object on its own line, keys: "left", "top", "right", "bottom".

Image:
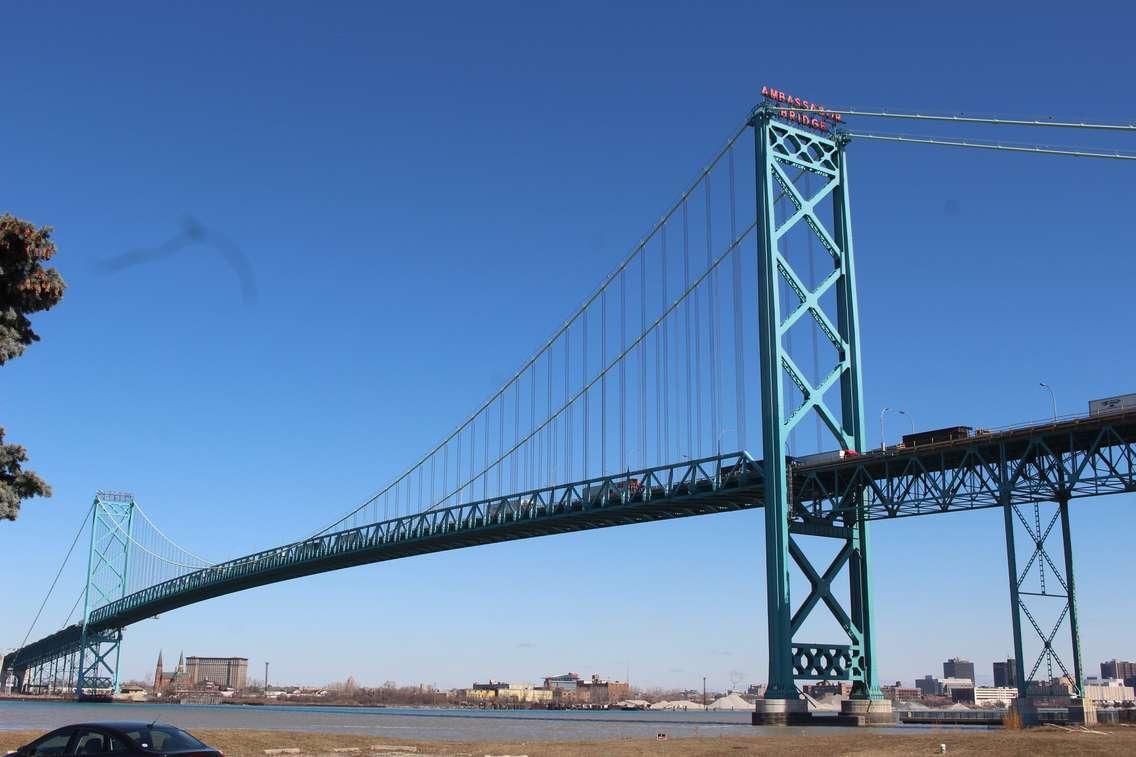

{"left": 3, "top": 723, "right": 222, "bottom": 757}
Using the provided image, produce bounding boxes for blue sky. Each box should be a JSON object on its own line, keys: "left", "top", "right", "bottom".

{"left": 2, "top": 0, "right": 1134, "bottom": 692}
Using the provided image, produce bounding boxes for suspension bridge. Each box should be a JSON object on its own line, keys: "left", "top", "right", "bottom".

{"left": 4, "top": 91, "right": 1134, "bottom": 726}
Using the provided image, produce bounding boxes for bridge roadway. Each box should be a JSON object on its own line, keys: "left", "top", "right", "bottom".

{"left": 9, "top": 410, "right": 1136, "bottom": 672}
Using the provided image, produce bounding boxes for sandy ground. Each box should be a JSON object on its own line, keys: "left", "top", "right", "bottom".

{"left": 4, "top": 727, "right": 1136, "bottom": 756}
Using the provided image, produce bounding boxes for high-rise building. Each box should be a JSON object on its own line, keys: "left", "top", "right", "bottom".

{"left": 185, "top": 657, "right": 248, "bottom": 690}
{"left": 1101, "top": 660, "right": 1136, "bottom": 686}
{"left": 993, "top": 658, "right": 1017, "bottom": 688}
{"left": 915, "top": 675, "right": 942, "bottom": 697}
{"left": 941, "top": 677, "right": 974, "bottom": 695}
{"left": 943, "top": 657, "right": 975, "bottom": 682}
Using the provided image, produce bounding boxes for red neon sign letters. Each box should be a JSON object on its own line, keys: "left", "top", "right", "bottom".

{"left": 760, "top": 85, "right": 843, "bottom": 132}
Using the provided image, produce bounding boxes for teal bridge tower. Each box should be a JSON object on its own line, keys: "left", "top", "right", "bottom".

{"left": 750, "top": 105, "right": 885, "bottom": 724}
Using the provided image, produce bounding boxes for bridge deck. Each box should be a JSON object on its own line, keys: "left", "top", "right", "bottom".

{"left": 793, "top": 410, "right": 1136, "bottom": 520}
{"left": 90, "top": 452, "right": 766, "bottom": 632}
{"left": 8, "top": 411, "right": 1135, "bottom": 672}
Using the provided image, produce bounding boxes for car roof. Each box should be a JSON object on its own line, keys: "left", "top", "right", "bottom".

{"left": 66, "top": 723, "right": 178, "bottom": 731}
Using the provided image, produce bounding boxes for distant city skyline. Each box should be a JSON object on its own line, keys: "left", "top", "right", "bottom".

{"left": 116, "top": 650, "right": 1135, "bottom": 693}
{"left": 2, "top": 1, "right": 1134, "bottom": 693}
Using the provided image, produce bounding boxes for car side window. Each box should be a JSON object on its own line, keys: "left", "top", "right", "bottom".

{"left": 70, "top": 731, "right": 125, "bottom": 756}
{"left": 30, "top": 731, "right": 73, "bottom": 757}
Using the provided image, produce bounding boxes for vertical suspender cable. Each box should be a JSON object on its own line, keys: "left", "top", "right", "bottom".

{"left": 639, "top": 252, "right": 647, "bottom": 469}
{"left": 706, "top": 176, "right": 720, "bottom": 455}
{"left": 691, "top": 199, "right": 703, "bottom": 457}
{"left": 548, "top": 352, "right": 555, "bottom": 487}
{"left": 730, "top": 147, "right": 747, "bottom": 450}
{"left": 619, "top": 275, "right": 626, "bottom": 473}
{"left": 565, "top": 334, "right": 572, "bottom": 481}
{"left": 661, "top": 226, "right": 670, "bottom": 462}
{"left": 470, "top": 419, "right": 478, "bottom": 501}
{"left": 683, "top": 200, "right": 694, "bottom": 458}
{"left": 602, "top": 289, "right": 607, "bottom": 475}
{"left": 497, "top": 395, "right": 504, "bottom": 494}
{"left": 530, "top": 365, "right": 536, "bottom": 492}
{"left": 583, "top": 306, "right": 590, "bottom": 479}
{"left": 513, "top": 382, "right": 520, "bottom": 492}
{"left": 655, "top": 267, "right": 662, "bottom": 466}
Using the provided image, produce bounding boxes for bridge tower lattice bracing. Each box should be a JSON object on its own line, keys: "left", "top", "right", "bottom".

{"left": 1004, "top": 494, "right": 1086, "bottom": 719}
{"left": 749, "top": 106, "right": 885, "bottom": 724}
{"left": 75, "top": 491, "right": 134, "bottom": 697}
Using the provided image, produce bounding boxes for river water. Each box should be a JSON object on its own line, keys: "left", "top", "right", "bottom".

{"left": 0, "top": 700, "right": 905, "bottom": 742}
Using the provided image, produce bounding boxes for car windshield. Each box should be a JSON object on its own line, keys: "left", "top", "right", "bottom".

{"left": 120, "top": 726, "right": 205, "bottom": 753}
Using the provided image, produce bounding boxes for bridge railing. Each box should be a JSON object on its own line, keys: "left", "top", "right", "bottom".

{"left": 88, "top": 451, "right": 762, "bottom": 629}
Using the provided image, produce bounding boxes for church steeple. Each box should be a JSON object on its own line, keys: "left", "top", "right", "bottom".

{"left": 154, "top": 651, "right": 165, "bottom": 693}
{"left": 177, "top": 652, "right": 185, "bottom": 674}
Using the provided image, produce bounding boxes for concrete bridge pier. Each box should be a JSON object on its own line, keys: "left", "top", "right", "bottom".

{"left": 838, "top": 697, "right": 895, "bottom": 726}
{"left": 752, "top": 697, "right": 896, "bottom": 727}
{"left": 752, "top": 697, "right": 809, "bottom": 726}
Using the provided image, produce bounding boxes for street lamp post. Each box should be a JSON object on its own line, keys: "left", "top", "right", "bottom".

{"left": 714, "top": 427, "right": 736, "bottom": 458}
{"left": 1039, "top": 382, "right": 1057, "bottom": 421}
{"left": 879, "top": 408, "right": 913, "bottom": 451}
{"left": 714, "top": 427, "right": 735, "bottom": 481}
{"left": 264, "top": 661, "right": 269, "bottom": 698}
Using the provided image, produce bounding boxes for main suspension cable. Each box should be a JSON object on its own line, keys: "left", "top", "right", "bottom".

{"left": 776, "top": 106, "right": 1136, "bottom": 132}
{"left": 103, "top": 513, "right": 212, "bottom": 570}
{"left": 61, "top": 587, "right": 86, "bottom": 628}
{"left": 308, "top": 111, "right": 757, "bottom": 538}
{"left": 132, "top": 503, "right": 214, "bottom": 565}
{"left": 847, "top": 131, "right": 1136, "bottom": 161}
{"left": 13, "top": 501, "right": 94, "bottom": 656}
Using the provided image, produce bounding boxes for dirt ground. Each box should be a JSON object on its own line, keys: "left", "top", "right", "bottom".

{"left": 4, "top": 727, "right": 1136, "bottom": 756}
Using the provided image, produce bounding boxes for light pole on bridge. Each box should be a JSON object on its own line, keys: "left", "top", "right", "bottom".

{"left": 1039, "top": 382, "right": 1057, "bottom": 421}
{"left": 715, "top": 427, "right": 736, "bottom": 458}
{"left": 879, "top": 408, "right": 914, "bottom": 451}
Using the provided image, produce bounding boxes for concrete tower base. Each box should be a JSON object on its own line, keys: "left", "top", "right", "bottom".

{"left": 837, "top": 697, "right": 896, "bottom": 726}
{"left": 751, "top": 697, "right": 809, "bottom": 726}
{"left": 1067, "top": 698, "right": 1098, "bottom": 726}
{"left": 752, "top": 697, "right": 896, "bottom": 726}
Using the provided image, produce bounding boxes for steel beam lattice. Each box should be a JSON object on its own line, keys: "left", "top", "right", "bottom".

{"left": 76, "top": 492, "right": 134, "bottom": 697}
{"left": 752, "top": 106, "right": 881, "bottom": 702}
{"left": 1003, "top": 498, "right": 1084, "bottom": 698}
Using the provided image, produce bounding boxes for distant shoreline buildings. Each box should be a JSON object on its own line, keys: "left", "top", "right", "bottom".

{"left": 909, "top": 656, "right": 1136, "bottom": 706}
{"left": 457, "top": 673, "right": 629, "bottom": 707}
{"left": 153, "top": 652, "right": 248, "bottom": 696}
{"left": 100, "top": 650, "right": 1136, "bottom": 710}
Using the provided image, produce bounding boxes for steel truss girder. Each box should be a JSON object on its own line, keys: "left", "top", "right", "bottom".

{"left": 78, "top": 452, "right": 763, "bottom": 631}
{"left": 752, "top": 108, "right": 880, "bottom": 700}
{"left": 792, "top": 414, "right": 1136, "bottom": 520}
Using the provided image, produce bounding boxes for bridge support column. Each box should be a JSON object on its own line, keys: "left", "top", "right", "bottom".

{"left": 750, "top": 107, "right": 885, "bottom": 726}
{"left": 1003, "top": 492, "right": 1086, "bottom": 720}
{"left": 75, "top": 492, "right": 134, "bottom": 698}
